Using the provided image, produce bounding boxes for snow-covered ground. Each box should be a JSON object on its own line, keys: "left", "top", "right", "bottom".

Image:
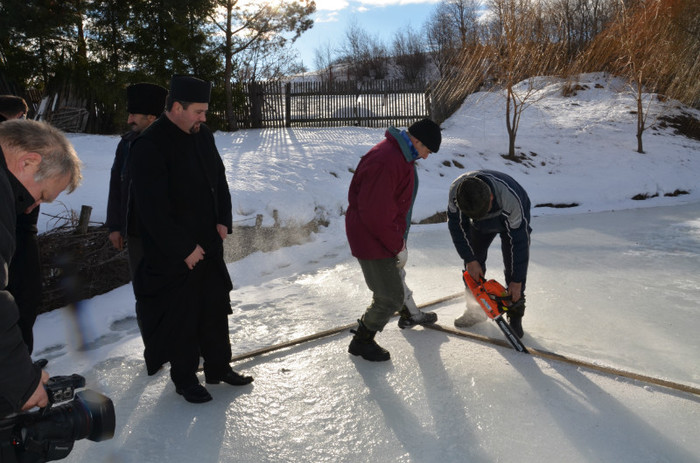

{"left": 25, "top": 74, "right": 700, "bottom": 462}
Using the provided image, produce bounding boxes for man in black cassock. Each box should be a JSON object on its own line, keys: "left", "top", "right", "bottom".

{"left": 129, "top": 75, "right": 253, "bottom": 404}
{"left": 106, "top": 83, "right": 166, "bottom": 340}
{"left": 106, "top": 82, "right": 167, "bottom": 268}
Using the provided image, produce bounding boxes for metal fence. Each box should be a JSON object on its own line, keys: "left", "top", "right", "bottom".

{"left": 232, "top": 80, "right": 431, "bottom": 129}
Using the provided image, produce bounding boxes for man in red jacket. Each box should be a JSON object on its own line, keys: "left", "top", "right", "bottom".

{"left": 345, "top": 118, "right": 442, "bottom": 361}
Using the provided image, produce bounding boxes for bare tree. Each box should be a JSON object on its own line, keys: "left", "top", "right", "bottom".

{"left": 337, "top": 20, "right": 389, "bottom": 81}
{"left": 425, "top": 0, "right": 480, "bottom": 78}
{"left": 546, "top": 0, "right": 619, "bottom": 60}
{"left": 369, "top": 41, "right": 389, "bottom": 80}
{"left": 313, "top": 40, "right": 337, "bottom": 83}
{"left": 485, "top": 0, "right": 566, "bottom": 159}
{"left": 234, "top": 38, "right": 306, "bottom": 83}
{"left": 583, "top": 0, "right": 679, "bottom": 153}
{"left": 661, "top": 0, "right": 700, "bottom": 108}
{"left": 444, "top": 0, "right": 481, "bottom": 48}
{"left": 338, "top": 20, "right": 365, "bottom": 80}
{"left": 392, "top": 29, "right": 427, "bottom": 82}
{"left": 425, "top": 7, "right": 459, "bottom": 79}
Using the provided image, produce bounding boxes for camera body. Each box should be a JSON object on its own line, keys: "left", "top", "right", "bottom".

{"left": 0, "top": 374, "right": 115, "bottom": 463}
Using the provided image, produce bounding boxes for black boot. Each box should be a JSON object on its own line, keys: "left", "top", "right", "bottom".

{"left": 506, "top": 297, "right": 526, "bottom": 338}
{"left": 348, "top": 320, "right": 390, "bottom": 361}
{"left": 508, "top": 315, "right": 524, "bottom": 338}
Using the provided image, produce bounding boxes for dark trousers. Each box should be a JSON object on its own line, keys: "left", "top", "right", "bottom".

{"left": 357, "top": 257, "right": 404, "bottom": 332}
{"left": 167, "top": 259, "right": 233, "bottom": 388}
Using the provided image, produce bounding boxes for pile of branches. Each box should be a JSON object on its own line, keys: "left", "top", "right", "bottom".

{"left": 35, "top": 214, "right": 328, "bottom": 314}
{"left": 37, "top": 224, "right": 130, "bottom": 314}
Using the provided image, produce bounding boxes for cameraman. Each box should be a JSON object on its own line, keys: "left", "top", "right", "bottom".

{"left": 0, "top": 120, "right": 81, "bottom": 416}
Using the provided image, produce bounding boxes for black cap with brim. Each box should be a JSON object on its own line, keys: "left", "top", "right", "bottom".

{"left": 169, "top": 75, "right": 212, "bottom": 103}
{"left": 127, "top": 83, "right": 168, "bottom": 116}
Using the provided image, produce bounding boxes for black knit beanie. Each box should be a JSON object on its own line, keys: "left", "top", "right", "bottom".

{"left": 456, "top": 176, "right": 491, "bottom": 219}
{"left": 408, "top": 118, "right": 441, "bottom": 153}
{"left": 126, "top": 83, "right": 167, "bottom": 116}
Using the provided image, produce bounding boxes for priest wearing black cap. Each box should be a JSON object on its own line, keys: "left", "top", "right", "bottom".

{"left": 129, "top": 75, "right": 253, "bottom": 403}
{"left": 106, "top": 82, "right": 167, "bottom": 343}
{"left": 107, "top": 83, "right": 166, "bottom": 256}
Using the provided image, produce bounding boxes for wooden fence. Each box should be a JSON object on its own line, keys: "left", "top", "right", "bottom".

{"left": 32, "top": 88, "right": 92, "bottom": 133}
{"left": 231, "top": 80, "right": 432, "bottom": 129}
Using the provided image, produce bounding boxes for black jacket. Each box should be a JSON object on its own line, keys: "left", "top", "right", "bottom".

{"left": 128, "top": 115, "right": 233, "bottom": 373}
{"left": 130, "top": 115, "right": 232, "bottom": 271}
{"left": 447, "top": 170, "right": 532, "bottom": 283}
{"left": 7, "top": 205, "right": 41, "bottom": 354}
{"left": 106, "top": 130, "right": 139, "bottom": 236}
{"left": 0, "top": 147, "right": 42, "bottom": 417}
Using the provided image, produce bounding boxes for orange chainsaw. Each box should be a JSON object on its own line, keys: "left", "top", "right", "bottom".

{"left": 463, "top": 271, "right": 528, "bottom": 353}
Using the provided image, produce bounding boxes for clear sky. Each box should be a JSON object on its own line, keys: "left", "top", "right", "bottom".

{"left": 291, "top": 0, "right": 442, "bottom": 71}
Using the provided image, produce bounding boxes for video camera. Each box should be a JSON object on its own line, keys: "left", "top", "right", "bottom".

{"left": 0, "top": 374, "right": 115, "bottom": 463}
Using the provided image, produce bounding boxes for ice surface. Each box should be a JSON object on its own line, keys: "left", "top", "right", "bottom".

{"left": 22, "top": 74, "right": 700, "bottom": 462}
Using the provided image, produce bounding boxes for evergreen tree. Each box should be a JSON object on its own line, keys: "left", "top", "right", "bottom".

{"left": 0, "top": 0, "right": 82, "bottom": 91}
{"left": 128, "top": 0, "right": 217, "bottom": 84}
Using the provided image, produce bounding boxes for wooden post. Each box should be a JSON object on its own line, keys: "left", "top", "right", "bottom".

{"left": 250, "top": 82, "right": 263, "bottom": 129}
{"left": 285, "top": 82, "right": 291, "bottom": 128}
{"left": 77, "top": 205, "right": 92, "bottom": 235}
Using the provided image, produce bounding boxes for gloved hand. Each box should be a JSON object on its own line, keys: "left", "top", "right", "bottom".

{"left": 396, "top": 243, "right": 408, "bottom": 269}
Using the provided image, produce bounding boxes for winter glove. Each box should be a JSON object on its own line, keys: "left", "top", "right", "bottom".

{"left": 396, "top": 247, "right": 408, "bottom": 269}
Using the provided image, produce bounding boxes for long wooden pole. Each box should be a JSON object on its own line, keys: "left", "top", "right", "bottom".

{"left": 228, "top": 292, "right": 700, "bottom": 397}
{"left": 423, "top": 323, "right": 700, "bottom": 397}
{"left": 230, "top": 293, "right": 463, "bottom": 363}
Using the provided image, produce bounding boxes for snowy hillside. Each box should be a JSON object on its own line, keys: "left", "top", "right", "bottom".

{"left": 42, "top": 73, "right": 700, "bottom": 234}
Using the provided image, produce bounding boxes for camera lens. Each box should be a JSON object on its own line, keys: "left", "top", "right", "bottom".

{"left": 20, "top": 390, "right": 115, "bottom": 446}
{"left": 74, "top": 390, "right": 115, "bottom": 442}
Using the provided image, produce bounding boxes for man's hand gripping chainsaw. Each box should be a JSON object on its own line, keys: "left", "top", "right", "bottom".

{"left": 462, "top": 272, "right": 525, "bottom": 320}
{"left": 462, "top": 271, "right": 528, "bottom": 353}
